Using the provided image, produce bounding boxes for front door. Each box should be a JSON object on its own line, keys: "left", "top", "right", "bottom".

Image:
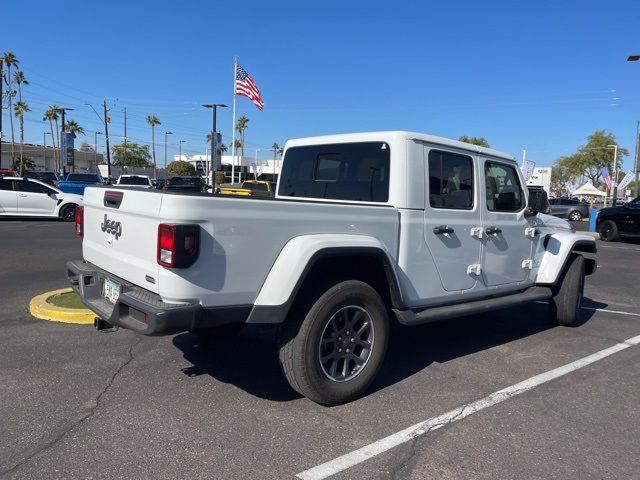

{"left": 481, "top": 160, "right": 532, "bottom": 286}
{"left": 423, "top": 148, "right": 482, "bottom": 292}
{"left": 15, "top": 180, "right": 57, "bottom": 215}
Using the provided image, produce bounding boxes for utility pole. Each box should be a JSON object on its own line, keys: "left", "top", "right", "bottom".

{"left": 103, "top": 100, "right": 112, "bottom": 180}
{"left": 164, "top": 131, "right": 172, "bottom": 179}
{"left": 94, "top": 131, "right": 103, "bottom": 173}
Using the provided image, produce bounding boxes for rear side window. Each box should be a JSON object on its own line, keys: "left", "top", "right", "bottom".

{"left": 485, "top": 162, "right": 524, "bottom": 212}
{"left": 428, "top": 150, "right": 474, "bottom": 210}
{"left": 278, "top": 142, "right": 390, "bottom": 202}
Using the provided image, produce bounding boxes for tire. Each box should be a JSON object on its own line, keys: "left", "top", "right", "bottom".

{"left": 598, "top": 220, "right": 619, "bottom": 242}
{"left": 550, "top": 254, "right": 585, "bottom": 327}
{"left": 278, "top": 280, "right": 389, "bottom": 406}
{"left": 568, "top": 210, "right": 583, "bottom": 221}
{"left": 60, "top": 204, "right": 77, "bottom": 222}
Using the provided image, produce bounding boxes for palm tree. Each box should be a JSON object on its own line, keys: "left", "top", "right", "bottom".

{"left": 146, "top": 115, "right": 161, "bottom": 178}
{"left": 1, "top": 51, "right": 19, "bottom": 165}
{"left": 220, "top": 143, "right": 227, "bottom": 153}
{"left": 14, "top": 101, "right": 30, "bottom": 174}
{"left": 43, "top": 105, "right": 60, "bottom": 171}
{"left": 235, "top": 116, "right": 249, "bottom": 159}
{"left": 13, "top": 70, "right": 28, "bottom": 103}
{"left": 271, "top": 142, "right": 283, "bottom": 175}
{"left": 64, "top": 120, "right": 85, "bottom": 138}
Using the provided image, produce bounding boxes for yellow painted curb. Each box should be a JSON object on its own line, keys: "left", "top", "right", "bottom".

{"left": 29, "top": 288, "right": 95, "bottom": 325}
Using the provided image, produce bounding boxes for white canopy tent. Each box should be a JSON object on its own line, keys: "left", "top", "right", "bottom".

{"left": 571, "top": 182, "right": 606, "bottom": 197}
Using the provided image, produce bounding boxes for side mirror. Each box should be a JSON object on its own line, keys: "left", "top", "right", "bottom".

{"left": 525, "top": 189, "right": 549, "bottom": 216}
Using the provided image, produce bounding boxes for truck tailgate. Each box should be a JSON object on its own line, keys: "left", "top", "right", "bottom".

{"left": 82, "top": 187, "right": 162, "bottom": 294}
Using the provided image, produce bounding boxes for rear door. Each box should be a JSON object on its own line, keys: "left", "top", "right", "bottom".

{"left": 481, "top": 160, "right": 532, "bottom": 286}
{"left": 0, "top": 179, "right": 18, "bottom": 214}
{"left": 15, "top": 179, "right": 57, "bottom": 215}
{"left": 423, "top": 148, "right": 482, "bottom": 292}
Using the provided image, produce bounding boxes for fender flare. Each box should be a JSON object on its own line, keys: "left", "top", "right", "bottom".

{"left": 535, "top": 232, "right": 597, "bottom": 285}
{"left": 246, "top": 234, "right": 402, "bottom": 324}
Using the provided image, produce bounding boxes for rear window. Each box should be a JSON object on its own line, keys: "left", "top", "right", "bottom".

{"left": 68, "top": 174, "right": 101, "bottom": 183}
{"left": 278, "top": 142, "right": 390, "bottom": 202}
{"left": 168, "top": 177, "right": 203, "bottom": 186}
{"left": 245, "top": 182, "right": 268, "bottom": 192}
{"left": 119, "top": 176, "right": 150, "bottom": 185}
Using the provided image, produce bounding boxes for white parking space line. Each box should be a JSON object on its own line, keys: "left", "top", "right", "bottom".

{"left": 297, "top": 334, "right": 640, "bottom": 480}
{"left": 598, "top": 245, "right": 640, "bottom": 252}
{"left": 534, "top": 301, "right": 640, "bottom": 318}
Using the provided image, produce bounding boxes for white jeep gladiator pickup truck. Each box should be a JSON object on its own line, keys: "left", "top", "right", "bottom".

{"left": 67, "top": 131, "right": 596, "bottom": 405}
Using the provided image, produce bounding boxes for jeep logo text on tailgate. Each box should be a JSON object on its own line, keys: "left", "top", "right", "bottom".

{"left": 101, "top": 214, "right": 122, "bottom": 239}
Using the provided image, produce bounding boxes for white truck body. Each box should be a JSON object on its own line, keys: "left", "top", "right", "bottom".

{"left": 68, "top": 131, "right": 596, "bottom": 404}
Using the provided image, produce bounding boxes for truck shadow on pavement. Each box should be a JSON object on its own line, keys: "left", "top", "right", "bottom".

{"left": 172, "top": 298, "right": 603, "bottom": 403}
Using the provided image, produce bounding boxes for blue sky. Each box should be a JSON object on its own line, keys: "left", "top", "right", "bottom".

{"left": 3, "top": 0, "right": 640, "bottom": 170}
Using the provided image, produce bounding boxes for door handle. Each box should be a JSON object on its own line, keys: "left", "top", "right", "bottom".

{"left": 18, "top": 194, "right": 27, "bottom": 197}
{"left": 433, "top": 225, "right": 455, "bottom": 235}
{"left": 485, "top": 226, "right": 502, "bottom": 235}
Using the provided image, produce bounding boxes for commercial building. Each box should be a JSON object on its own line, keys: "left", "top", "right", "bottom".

{"left": 0, "top": 142, "right": 103, "bottom": 172}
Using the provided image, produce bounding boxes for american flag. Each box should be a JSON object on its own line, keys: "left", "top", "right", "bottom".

{"left": 235, "top": 64, "right": 265, "bottom": 111}
{"left": 600, "top": 166, "right": 612, "bottom": 190}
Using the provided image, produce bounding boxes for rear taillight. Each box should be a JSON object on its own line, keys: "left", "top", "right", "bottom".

{"left": 157, "top": 224, "right": 200, "bottom": 268}
{"left": 75, "top": 206, "right": 83, "bottom": 236}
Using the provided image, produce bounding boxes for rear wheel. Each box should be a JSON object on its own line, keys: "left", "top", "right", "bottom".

{"left": 278, "top": 280, "right": 389, "bottom": 406}
{"left": 550, "top": 254, "right": 585, "bottom": 327}
{"left": 598, "top": 220, "right": 619, "bottom": 241}
{"left": 60, "top": 204, "right": 77, "bottom": 222}
{"left": 568, "top": 210, "right": 583, "bottom": 221}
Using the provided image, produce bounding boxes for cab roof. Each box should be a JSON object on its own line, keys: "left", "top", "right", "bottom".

{"left": 285, "top": 131, "right": 515, "bottom": 162}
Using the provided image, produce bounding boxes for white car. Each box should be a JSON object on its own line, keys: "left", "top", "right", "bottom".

{"left": 0, "top": 176, "right": 83, "bottom": 221}
{"left": 115, "top": 175, "right": 154, "bottom": 189}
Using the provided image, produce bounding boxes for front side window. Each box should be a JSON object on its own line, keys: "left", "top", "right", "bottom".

{"left": 428, "top": 150, "right": 474, "bottom": 209}
{"left": 278, "top": 142, "right": 390, "bottom": 202}
{"left": 16, "top": 180, "right": 52, "bottom": 194}
{"left": 0, "top": 180, "right": 14, "bottom": 191}
{"left": 485, "top": 162, "right": 524, "bottom": 212}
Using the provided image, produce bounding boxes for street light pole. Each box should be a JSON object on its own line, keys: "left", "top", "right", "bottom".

{"left": 179, "top": 140, "right": 185, "bottom": 160}
{"left": 607, "top": 144, "right": 618, "bottom": 205}
{"left": 203, "top": 103, "right": 228, "bottom": 193}
{"left": 626, "top": 54, "right": 640, "bottom": 197}
{"left": 43, "top": 132, "right": 52, "bottom": 170}
{"left": 164, "top": 131, "right": 173, "bottom": 179}
{"left": 0, "top": 60, "right": 3, "bottom": 168}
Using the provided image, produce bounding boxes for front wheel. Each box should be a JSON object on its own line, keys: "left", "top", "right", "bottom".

{"left": 60, "top": 204, "right": 77, "bottom": 222}
{"left": 550, "top": 254, "right": 585, "bottom": 327}
{"left": 278, "top": 280, "right": 389, "bottom": 406}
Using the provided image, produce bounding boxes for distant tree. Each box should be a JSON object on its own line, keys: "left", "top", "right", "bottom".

{"left": 12, "top": 155, "right": 34, "bottom": 172}
{"left": 13, "top": 70, "right": 28, "bottom": 102}
{"left": 235, "top": 116, "right": 249, "bottom": 158}
{"left": 458, "top": 135, "right": 490, "bottom": 148}
{"left": 2, "top": 51, "right": 19, "bottom": 164}
{"left": 43, "top": 105, "right": 60, "bottom": 171}
{"left": 14, "top": 100, "right": 30, "bottom": 174}
{"left": 559, "top": 130, "right": 628, "bottom": 187}
{"left": 112, "top": 141, "right": 152, "bottom": 168}
{"left": 166, "top": 160, "right": 196, "bottom": 177}
{"left": 146, "top": 115, "right": 161, "bottom": 178}
{"left": 64, "top": 120, "right": 85, "bottom": 138}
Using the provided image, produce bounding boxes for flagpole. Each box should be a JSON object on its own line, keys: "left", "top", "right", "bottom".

{"left": 231, "top": 57, "right": 238, "bottom": 184}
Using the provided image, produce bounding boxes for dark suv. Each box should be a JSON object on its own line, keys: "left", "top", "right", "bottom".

{"left": 548, "top": 197, "right": 590, "bottom": 221}
{"left": 23, "top": 171, "right": 60, "bottom": 187}
{"left": 596, "top": 196, "right": 640, "bottom": 241}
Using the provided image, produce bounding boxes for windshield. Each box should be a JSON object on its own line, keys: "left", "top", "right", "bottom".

{"left": 119, "top": 176, "right": 150, "bottom": 185}
{"left": 168, "top": 177, "right": 203, "bottom": 186}
{"left": 629, "top": 197, "right": 640, "bottom": 207}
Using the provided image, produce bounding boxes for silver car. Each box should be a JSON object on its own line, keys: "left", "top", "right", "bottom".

{"left": 549, "top": 197, "right": 590, "bottom": 221}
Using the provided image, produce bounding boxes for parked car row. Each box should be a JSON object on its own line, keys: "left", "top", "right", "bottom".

{"left": 548, "top": 197, "right": 590, "bottom": 221}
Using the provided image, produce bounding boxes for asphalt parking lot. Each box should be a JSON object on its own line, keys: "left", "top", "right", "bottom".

{"left": 1, "top": 219, "right": 639, "bottom": 479}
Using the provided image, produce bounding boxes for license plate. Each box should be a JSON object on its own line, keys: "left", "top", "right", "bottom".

{"left": 103, "top": 277, "right": 121, "bottom": 304}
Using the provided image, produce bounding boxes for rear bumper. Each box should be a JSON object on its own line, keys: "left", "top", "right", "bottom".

{"left": 66, "top": 260, "right": 250, "bottom": 335}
